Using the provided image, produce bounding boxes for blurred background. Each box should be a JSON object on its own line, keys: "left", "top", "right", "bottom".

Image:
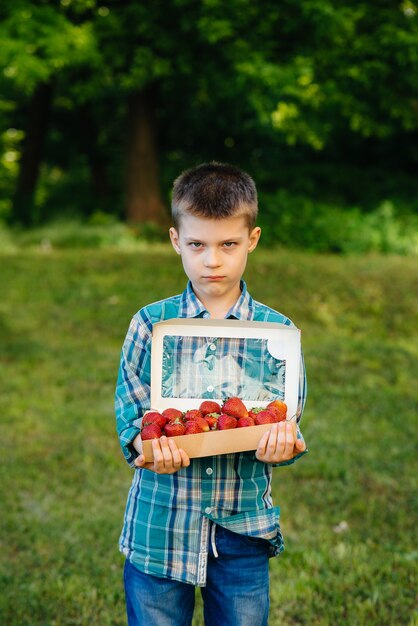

{"left": 0, "top": 2, "right": 417, "bottom": 626}
{"left": 1, "top": 0, "right": 418, "bottom": 252}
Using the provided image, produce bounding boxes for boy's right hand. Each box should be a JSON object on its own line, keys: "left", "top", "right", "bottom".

{"left": 134, "top": 436, "right": 190, "bottom": 474}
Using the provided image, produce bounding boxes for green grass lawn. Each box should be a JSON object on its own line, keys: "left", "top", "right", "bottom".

{"left": 0, "top": 245, "right": 417, "bottom": 625}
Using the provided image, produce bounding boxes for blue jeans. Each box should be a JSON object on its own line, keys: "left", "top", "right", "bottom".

{"left": 124, "top": 524, "right": 270, "bottom": 626}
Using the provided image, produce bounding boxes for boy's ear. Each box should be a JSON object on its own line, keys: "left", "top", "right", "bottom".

{"left": 248, "top": 226, "right": 261, "bottom": 253}
{"left": 169, "top": 227, "right": 181, "bottom": 254}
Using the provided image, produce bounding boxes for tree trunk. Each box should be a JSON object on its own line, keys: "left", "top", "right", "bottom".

{"left": 78, "top": 103, "right": 110, "bottom": 212}
{"left": 125, "top": 86, "right": 167, "bottom": 225}
{"left": 12, "top": 82, "right": 53, "bottom": 226}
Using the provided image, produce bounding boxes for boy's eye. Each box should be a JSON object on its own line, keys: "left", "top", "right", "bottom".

{"left": 189, "top": 242, "right": 203, "bottom": 249}
{"left": 223, "top": 241, "right": 236, "bottom": 248}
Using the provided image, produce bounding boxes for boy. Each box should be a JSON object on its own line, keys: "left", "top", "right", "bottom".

{"left": 115, "top": 162, "right": 307, "bottom": 626}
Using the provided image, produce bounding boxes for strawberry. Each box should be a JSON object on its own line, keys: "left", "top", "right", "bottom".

{"left": 264, "top": 406, "right": 281, "bottom": 422}
{"left": 162, "top": 407, "right": 183, "bottom": 421}
{"left": 164, "top": 419, "right": 186, "bottom": 437}
{"left": 141, "top": 424, "right": 162, "bottom": 440}
{"left": 142, "top": 411, "right": 166, "bottom": 429}
{"left": 199, "top": 400, "right": 221, "bottom": 416}
{"left": 221, "top": 397, "right": 248, "bottom": 420}
{"left": 254, "top": 410, "right": 276, "bottom": 425}
{"left": 217, "top": 414, "right": 238, "bottom": 430}
{"left": 184, "top": 409, "right": 203, "bottom": 421}
{"left": 185, "top": 418, "right": 209, "bottom": 435}
{"left": 237, "top": 416, "right": 255, "bottom": 428}
{"left": 204, "top": 412, "right": 219, "bottom": 430}
{"left": 194, "top": 416, "right": 210, "bottom": 432}
{"left": 266, "top": 399, "right": 287, "bottom": 421}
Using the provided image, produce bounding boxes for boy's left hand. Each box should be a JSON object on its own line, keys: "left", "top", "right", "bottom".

{"left": 255, "top": 422, "right": 306, "bottom": 464}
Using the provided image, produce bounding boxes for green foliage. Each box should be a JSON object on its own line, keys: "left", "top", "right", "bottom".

{"left": 0, "top": 127, "right": 22, "bottom": 219}
{"left": 0, "top": 217, "right": 165, "bottom": 251}
{"left": 0, "top": 0, "right": 417, "bottom": 235}
{"left": 259, "top": 192, "right": 418, "bottom": 254}
{"left": 1, "top": 205, "right": 417, "bottom": 255}
{"left": 0, "top": 248, "right": 417, "bottom": 625}
{"left": 269, "top": 2, "right": 418, "bottom": 145}
{"left": 0, "top": 3, "right": 99, "bottom": 94}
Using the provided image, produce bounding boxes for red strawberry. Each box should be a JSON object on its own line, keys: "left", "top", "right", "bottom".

{"left": 217, "top": 414, "right": 238, "bottom": 430}
{"left": 248, "top": 407, "right": 264, "bottom": 420}
{"left": 237, "top": 416, "right": 255, "bottom": 428}
{"left": 205, "top": 412, "right": 219, "bottom": 430}
{"left": 266, "top": 399, "right": 287, "bottom": 422}
{"left": 221, "top": 397, "right": 248, "bottom": 420}
{"left": 194, "top": 416, "right": 210, "bottom": 431}
{"left": 185, "top": 418, "right": 209, "bottom": 435}
{"left": 199, "top": 400, "right": 222, "bottom": 416}
{"left": 141, "top": 424, "right": 161, "bottom": 440}
{"left": 264, "top": 406, "right": 281, "bottom": 422}
{"left": 184, "top": 409, "right": 203, "bottom": 421}
{"left": 164, "top": 420, "right": 186, "bottom": 437}
{"left": 254, "top": 410, "right": 276, "bottom": 425}
{"left": 162, "top": 408, "right": 183, "bottom": 421}
{"left": 142, "top": 411, "right": 166, "bottom": 429}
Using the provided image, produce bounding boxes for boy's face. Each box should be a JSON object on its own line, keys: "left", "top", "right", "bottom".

{"left": 169, "top": 213, "right": 261, "bottom": 309}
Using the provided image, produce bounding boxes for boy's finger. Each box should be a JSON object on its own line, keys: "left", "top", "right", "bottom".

{"left": 178, "top": 448, "right": 191, "bottom": 467}
{"left": 295, "top": 438, "right": 306, "bottom": 452}
{"left": 283, "top": 422, "right": 295, "bottom": 459}
{"left": 168, "top": 438, "right": 182, "bottom": 467}
{"left": 276, "top": 422, "right": 287, "bottom": 455}
{"left": 134, "top": 454, "right": 145, "bottom": 467}
{"left": 256, "top": 430, "right": 270, "bottom": 457}
{"left": 151, "top": 438, "right": 164, "bottom": 468}
{"left": 159, "top": 436, "right": 174, "bottom": 467}
{"left": 266, "top": 424, "right": 279, "bottom": 456}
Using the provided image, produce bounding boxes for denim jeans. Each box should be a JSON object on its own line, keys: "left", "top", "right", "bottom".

{"left": 124, "top": 524, "right": 270, "bottom": 626}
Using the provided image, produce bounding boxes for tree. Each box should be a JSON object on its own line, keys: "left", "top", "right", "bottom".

{"left": 12, "top": 81, "right": 53, "bottom": 225}
{"left": 0, "top": 1, "right": 99, "bottom": 224}
{"left": 269, "top": 2, "right": 418, "bottom": 147}
{"left": 1, "top": 0, "right": 417, "bottom": 227}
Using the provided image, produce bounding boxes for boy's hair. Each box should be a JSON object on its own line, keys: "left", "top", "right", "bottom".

{"left": 171, "top": 162, "right": 258, "bottom": 230}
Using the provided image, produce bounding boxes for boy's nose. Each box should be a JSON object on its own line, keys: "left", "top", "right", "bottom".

{"left": 204, "top": 248, "right": 221, "bottom": 267}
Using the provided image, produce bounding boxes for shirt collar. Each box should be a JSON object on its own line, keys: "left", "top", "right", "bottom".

{"left": 226, "top": 281, "right": 254, "bottom": 320}
{"left": 179, "top": 280, "right": 254, "bottom": 321}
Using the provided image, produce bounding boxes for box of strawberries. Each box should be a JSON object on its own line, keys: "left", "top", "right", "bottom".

{"left": 141, "top": 318, "right": 301, "bottom": 461}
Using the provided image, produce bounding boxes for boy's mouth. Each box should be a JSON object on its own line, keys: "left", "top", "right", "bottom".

{"left": 203, "top": 275, "right": 225, "bottom": 281}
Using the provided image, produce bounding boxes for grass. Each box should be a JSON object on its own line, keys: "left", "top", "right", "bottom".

{"left": 0, "top": 245, "right": 417, "bottom": 625}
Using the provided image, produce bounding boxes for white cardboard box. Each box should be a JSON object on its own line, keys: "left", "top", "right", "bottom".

{"left": 142, "top": 318, "right": 301, "bottom": 461}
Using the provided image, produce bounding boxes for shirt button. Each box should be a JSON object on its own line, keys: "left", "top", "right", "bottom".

{"left": 209, "top": 343, "right": 216, "bottom": 351}
{"left": 206, "top": 467, "right": 213, "bottom": 476}
{"left": 205, "top": 506, "right": 212, "bottom": 515}
{"left": 207, "top": 385, "right": 214, "bottom": 393}
{"left": 203, "top": 312, "right": 209, "bottom": 319}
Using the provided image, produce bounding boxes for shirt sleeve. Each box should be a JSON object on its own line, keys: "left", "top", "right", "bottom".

{"left": 115, "top": 311, "right": 153, "bottom": 466}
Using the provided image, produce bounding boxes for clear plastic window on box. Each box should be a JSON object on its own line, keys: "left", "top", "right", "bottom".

{"left": 161, "top": 335, "right": 286, "bottom": 402}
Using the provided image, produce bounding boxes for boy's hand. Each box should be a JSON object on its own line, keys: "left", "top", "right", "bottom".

{"left": 134, "top": 436, "right": 190, "bottom": 473}
{"left": 255, "top": 422, "right": 306, "bottom": 464}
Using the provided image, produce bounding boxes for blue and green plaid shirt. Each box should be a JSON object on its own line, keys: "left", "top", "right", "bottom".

{"left": 115, "top": 281, "right": 307, "bottom": 586}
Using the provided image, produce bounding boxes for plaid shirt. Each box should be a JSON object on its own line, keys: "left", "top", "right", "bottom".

{"left": 115, "top": 281, "right": 307, "bottom": 586}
